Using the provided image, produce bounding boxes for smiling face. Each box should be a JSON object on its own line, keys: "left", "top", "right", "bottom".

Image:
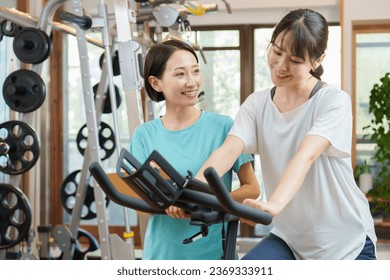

{"left": 267, "top": 31, "right": 316, "bottom": 89}
{"left": 148, "top": 49, "right": 201, "bottom": 108}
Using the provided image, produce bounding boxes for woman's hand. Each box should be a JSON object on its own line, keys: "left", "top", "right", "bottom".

{"left": 165, "top": 206, "right": 191, "bottom": 219}
{"left": 240, "top": 198, "right": 282, "bottom": 226}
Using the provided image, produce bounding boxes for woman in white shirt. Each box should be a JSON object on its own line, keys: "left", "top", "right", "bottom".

{"left": 196, "top": 8, "right": 377, "bottom": 260}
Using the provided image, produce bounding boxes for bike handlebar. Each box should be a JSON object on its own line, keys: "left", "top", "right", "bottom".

{"left": 204, "top": 167, "right": 272, "bottom": 225}
{"left": 89, "top": 150, "right": 273, "bottom": 226}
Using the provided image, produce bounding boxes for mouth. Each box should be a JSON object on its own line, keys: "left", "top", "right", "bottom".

{"left": 181, "top": 91, "right": 198, "bottom": 97}
{"left": 275, "top": 71, "right": 289, "bottom": 78}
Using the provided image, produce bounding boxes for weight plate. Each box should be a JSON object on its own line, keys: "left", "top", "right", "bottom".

{"left": 76, "top": 122, "right": 116, "bottom": 161}
{"left": 60, "top": 169, "right": 110, "bottom": 220}
{"left": 0, "top": 20, "right": 20, "bottom": 37}
{"left": 13, "top": 27, "right": 51, "bottom": 64}
{"left": 93, "top": 83, "right": 122, "bottom": 114}
{"left": 99, "top": 50, "right": 121, "bottom": 76}
{"left": 0, "top": 183, "right": 32, "bottom": 250}
{"left": 0, "top": 121, "right": 40, "bottom": 175}
{"left": 2, "top": 69, "right": 46, "bottom": 113}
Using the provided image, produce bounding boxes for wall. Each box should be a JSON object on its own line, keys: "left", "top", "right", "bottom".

{"left": 341, "top": 0, "right": 390, "bottom": 93}
{"left": 189, "top": 0, "right": 339, "bottom": 25}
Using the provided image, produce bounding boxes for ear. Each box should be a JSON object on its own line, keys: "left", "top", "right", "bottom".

{"left": 148, "top": 76, "right": 162, "bottom": 92}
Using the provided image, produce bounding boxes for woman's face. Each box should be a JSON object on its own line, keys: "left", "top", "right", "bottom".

{"left": 152, "top": 49, "right": 201, "bottom": 107}
{"left": 267, "top": 32, "right": 315, "bottom": 88}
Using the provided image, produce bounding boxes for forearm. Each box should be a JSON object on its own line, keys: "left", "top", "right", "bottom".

{"left": 196, "top": 135, "right": 245, "bottom": 182}
{"left": 230, "top": 162, "right": 260, "bottom": 203}
{"left": 231, "top": 183, "right": 260, "bottom": 203}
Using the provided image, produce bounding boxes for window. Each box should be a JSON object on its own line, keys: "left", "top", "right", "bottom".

{"left": 196, "top": 30, "right": 241, "bottom": 118}
{"left": 355, "top": 31, "right": 390, "bottom": 167}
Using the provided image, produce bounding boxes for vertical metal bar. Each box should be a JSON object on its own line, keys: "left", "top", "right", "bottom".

{"left": 67, "top": 0, "right": 111, "bottom": 260}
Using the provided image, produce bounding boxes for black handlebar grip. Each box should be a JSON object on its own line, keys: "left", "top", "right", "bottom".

{"left": 203, "top": 167, "right": 272, "bottom": 225}
{"left": 59, "top": 11, "right": 92, "bottom": 30}
{"left": 89, "top": 162, "right": 162, "bottom": 214}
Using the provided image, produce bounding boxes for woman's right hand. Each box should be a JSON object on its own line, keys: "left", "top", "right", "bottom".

{"left": 165, "top": 206, "right": 191, "bottom": 219}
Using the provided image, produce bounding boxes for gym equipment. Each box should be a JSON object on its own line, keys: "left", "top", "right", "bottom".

{"left": 182, "top": 2, "right": 206, "bottom": 16}
{"left": 2, "top": 69, "right": 46, "bottom": 113}
{"left": 89, "top": 148, "right": 272, "bottom": 259}
{"left": 52, "top": 225, "right": 99, "bottom": 260}
{"left": 99, "top": 50, "right": 121, "bottom": 76}
{"left": 0, "top": 120, "right": 40, "bottom": 175}
{"left": 60, "top": 169, "right": 110, "bottom": 220}
{"left": 13, "top": 27, "right": 51, "bottom": 64}
{"left": 76, "top": 122, "right": 116, "bottom": 161}
{"left": 0, "top": 6, "right": 103, "bottom": 47}
{"left": 59, "top": 10, "right": 92, "bottom": 30}
{"left": 72, "top": 228, "right": 100, "bottom": 259}
{"left": 93, "top": 83, "right": 122, "bottom": 114}
{"left": 0, "top": 20, "right": 21, "bottom": 37}
{"left": 221, "top": 0, "right": 232, "bottom": 14}
{"left": 0, "top": 183, "right": 32, "bottom": 250}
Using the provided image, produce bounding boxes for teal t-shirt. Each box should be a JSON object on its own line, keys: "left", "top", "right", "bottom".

{"left": 129, "top": 111, "right": 252, "bottom": 260}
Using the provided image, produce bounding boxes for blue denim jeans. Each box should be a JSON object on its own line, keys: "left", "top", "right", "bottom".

{"left": 242, "top": 233, "right": 376, "bottom": 260}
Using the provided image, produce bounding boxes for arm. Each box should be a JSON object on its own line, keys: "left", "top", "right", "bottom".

{"left": 242, "top": 134, "right": 330, "bottom": 224}
{"left": 230, "top": 162, "right": 261, "bottom": 203}
{"left": 195, "top": 134, "right": 245, "bottom": 182}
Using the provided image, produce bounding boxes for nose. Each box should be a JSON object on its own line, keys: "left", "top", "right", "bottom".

{"left": 185, "top": 74, "right": 197, "bottom": 86}
{"left": 276, "top": 57, "right": 289, "bottom": 71}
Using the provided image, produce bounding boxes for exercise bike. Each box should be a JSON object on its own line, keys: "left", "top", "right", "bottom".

{"left": 89, "top": 148, "right": 272, "bottom": 260}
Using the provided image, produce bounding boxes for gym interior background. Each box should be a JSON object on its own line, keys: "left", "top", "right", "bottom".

{"left": 0, "top": 0, "right": 389, "bottom": 260}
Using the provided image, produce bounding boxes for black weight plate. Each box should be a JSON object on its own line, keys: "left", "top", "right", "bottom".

{"left": 0, "top": 183, "right": 32, "bottom": 250}
{"left": 0, "top": 121, "right": 40, "bottom": 175}
{"left": 93, "top": 83, "right": 122, "bottom": 114}
{"left": 0, "top": 20, "right": 20, "bottom": 37}
{"left": 76, "top": 122, "right": 116, "bottom": 161}
{"left": 99, "top": 50, "right": 121, "bottom": 76}
{"left": 13, "top": 27, "right": 51, "bottom": 64}
{"left": 60, "top": 169, "right": 110, "bottom": 220}
{"left": 2, "top": 69, "right": 46, "bottom": 113}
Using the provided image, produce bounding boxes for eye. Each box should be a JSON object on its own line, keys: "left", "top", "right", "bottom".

{"left": 175, "top": 72, "right": 185, "bottom": 77}
{"left": 273, "top": 49, "right": 282, "bottom": 56}
{"left": 193, "top": 68, "right": 200, "bottom": 74}
{"left": 290, "top": 56, "right": 305, "bottom": 64}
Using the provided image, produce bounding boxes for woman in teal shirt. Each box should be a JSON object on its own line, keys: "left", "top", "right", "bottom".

{"left": 129, "top": 39, "right": 260, "bottom": 259}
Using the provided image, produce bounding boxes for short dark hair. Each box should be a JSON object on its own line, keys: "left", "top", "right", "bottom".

{"left": 143, "top": 39, "right": 199, "bottom": 102}
{"left": 271, "top": 9, "right": 329, "bottom": 79}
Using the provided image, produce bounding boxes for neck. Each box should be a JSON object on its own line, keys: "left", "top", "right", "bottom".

{"left": 161, "top": 107, "right": 201, "bottom": 130}
{"left": 273, "top": 79, "right": 319, "bottom": 112}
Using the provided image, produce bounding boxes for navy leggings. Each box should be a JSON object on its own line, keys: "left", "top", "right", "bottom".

{"left": 242, "top": 233, "right": 376, "bottom": 260}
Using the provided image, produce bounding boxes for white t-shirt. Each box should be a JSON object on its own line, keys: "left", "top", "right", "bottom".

{"left": 229, "top": 85, "right": 377, "bottom": 259}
